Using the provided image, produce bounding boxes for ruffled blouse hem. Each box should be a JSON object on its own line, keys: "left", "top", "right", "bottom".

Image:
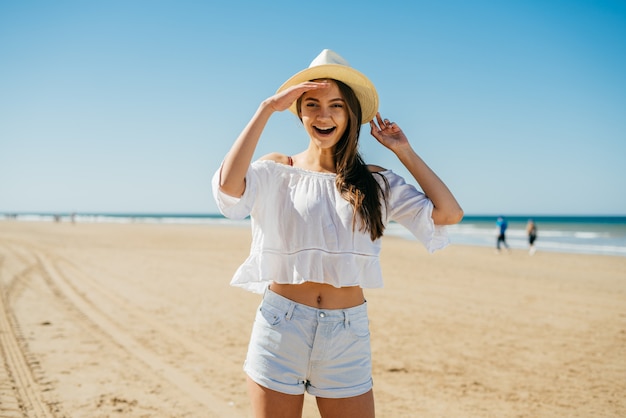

{"left": 229, "top": 250, "right": 384, "bottom": 294}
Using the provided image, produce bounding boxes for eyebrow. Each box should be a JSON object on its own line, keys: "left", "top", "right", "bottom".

{"left": 303, "top": 97, "right": 345, "bottom": 103}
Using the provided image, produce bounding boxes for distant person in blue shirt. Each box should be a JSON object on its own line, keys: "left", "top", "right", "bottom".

{"left": 496, "top": 216, "right": 510, "bottom": 253}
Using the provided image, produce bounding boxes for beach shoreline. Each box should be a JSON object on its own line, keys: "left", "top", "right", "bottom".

{"left": 4, "top": 213, "right": 625, "bottom": 257}
{"left": 1, "top": 221, "right": 624, "bottom": 417}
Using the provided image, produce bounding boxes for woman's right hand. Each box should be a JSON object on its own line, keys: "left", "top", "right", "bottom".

{"left": 266, "top": 81, "right": 330, "bottom": 112}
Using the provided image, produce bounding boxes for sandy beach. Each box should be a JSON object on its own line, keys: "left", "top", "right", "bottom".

{"left": 0, "top": 220, "right": 624, "bottom": 417}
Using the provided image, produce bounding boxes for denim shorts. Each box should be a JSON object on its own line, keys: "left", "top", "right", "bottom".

{"left": 244, "top": 288, "right": 373, "bottom": 398}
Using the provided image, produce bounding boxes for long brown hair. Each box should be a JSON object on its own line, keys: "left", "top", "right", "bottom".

{"left": 298, "top": 79, "right": 388, "bottom": 240}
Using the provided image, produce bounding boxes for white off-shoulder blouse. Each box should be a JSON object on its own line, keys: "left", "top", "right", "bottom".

{"left": 212, "top": 160, "right": 448, "bottom": 294}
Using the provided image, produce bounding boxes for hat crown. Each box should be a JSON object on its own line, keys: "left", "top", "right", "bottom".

{"left": 309, "top": 49, "right": 349, "bottom": 68}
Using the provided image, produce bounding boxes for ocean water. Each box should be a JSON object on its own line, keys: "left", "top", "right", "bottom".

{"left": 387, "top": 215, "right": 626, "bottom": 257}
{"left": 2, "top": 213, "right": 625, "bottom": 257}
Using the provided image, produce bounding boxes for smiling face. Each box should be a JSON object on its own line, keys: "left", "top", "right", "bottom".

{"left": 298, "top": 80, "right": 348, "bottom": 150}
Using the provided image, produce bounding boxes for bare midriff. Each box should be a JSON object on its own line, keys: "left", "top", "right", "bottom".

{"left": 269, "top": 282, "right": 365, "bottom": 309}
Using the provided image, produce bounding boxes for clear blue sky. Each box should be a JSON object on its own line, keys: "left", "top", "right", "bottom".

{"left": 1, "top": 0, "right": 625, "bottom": 216}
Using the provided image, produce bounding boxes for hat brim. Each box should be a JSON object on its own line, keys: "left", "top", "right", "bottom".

{"left": 276, "top": 64, "right": 378, "bottom": 125}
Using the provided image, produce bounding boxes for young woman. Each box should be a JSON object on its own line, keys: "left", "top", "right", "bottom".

{"left": 212, "top": 49, "right": 463, "bottom": 418}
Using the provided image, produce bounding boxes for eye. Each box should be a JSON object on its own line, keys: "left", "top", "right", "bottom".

{"left": 331, "top": 103, "right": 344, "bottom": 108}
{"left": 305, "top": 102, "right": 318, "bottom": 108}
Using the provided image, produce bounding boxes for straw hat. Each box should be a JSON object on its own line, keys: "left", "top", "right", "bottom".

{"left": 276, "top": 49, "right": 379, "bottom": 124}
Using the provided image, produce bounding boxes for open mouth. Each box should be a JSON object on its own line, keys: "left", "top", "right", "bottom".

{"left": 314, "top": 126, "right": 336, "bottom": 136}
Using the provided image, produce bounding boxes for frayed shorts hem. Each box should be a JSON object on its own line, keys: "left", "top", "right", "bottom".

{"left": 245, "top": 368, "right": 373, "bottom": 399}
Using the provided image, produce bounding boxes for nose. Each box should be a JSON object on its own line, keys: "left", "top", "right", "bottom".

{"left": 317, "top": 107, "right": 331, "bottom": 120}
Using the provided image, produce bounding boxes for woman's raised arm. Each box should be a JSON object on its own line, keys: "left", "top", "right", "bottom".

{"left": 218, "top": 81, "right": 330, "bottom": 197}
{"left": 370, "top": 113, "right": 463, "bottom": 225}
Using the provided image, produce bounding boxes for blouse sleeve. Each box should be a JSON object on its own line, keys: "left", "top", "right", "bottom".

{"left": 211, "top": 163, "right": 258, "bottom": 220}
{"left": 381, "top": 170, "right": 449, "bottom": 253}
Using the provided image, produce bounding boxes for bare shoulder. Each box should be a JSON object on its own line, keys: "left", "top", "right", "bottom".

{"left": 367, "top": 164, "right": 386, "bottom": 173}
{"left": 259, "top": 152, "right": 290, "bottom": 165}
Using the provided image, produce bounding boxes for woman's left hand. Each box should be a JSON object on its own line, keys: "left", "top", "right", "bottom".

{"left": 369, "top": 113, "right": 410, "bottom": 151}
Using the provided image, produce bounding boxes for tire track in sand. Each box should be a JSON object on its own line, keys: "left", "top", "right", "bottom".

{"left": 0, "top": 248, "right": 56, "bottom": 418}
{"left": 35, "top": 250, "right": 244, "bottom": 418}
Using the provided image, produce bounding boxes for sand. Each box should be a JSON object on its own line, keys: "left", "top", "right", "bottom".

{"left": 0, "top": 220, "right": 624, "bottom": 417}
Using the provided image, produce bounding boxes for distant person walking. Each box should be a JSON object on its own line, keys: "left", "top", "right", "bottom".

{"left": 496, "top": 216, "right": 510, "bottom": 253}
{"left": 526, "top": 219, "right": 537, "bottom": 255}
